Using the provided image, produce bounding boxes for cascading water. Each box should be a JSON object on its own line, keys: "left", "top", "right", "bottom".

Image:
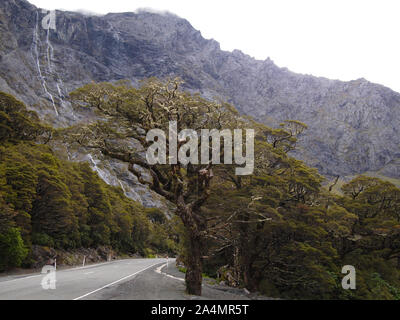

{"left": 87, "top": 154, "right": 107, "bottom": 181}
{"left": 32, "top": 10, "right": 76, "bottom": 119}
{"left": 46, "top": 27, "right": 67, "bottom": 107}
{"left": 31, "top": 11, "right": 59, "bottom": 116}
{"left": 87, "top": 155, "right": 129, "bottom": 196}
{"left": 45, "top": 28, "right": 53, "bottom": 73}
{"left": 29, "top": 12, "right": 161, "bottom": 209}
{"left": 118, "top": 179, "right": 127, "bottom": 196}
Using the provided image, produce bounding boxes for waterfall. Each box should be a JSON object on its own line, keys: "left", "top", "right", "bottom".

{"left": 56, "top": 83, "right": 63, "bottom": 97}
{"left": 87, "top": 155, "right": 130, "bottom": 197}
{"left": 118, "top": 179, "right": 127, "bottom": 196}
{"left": 66, "top": 146, "right": 71, "bottom": 161}
{"left": 87, "top": 154, "right": 113, "bottom": 185}
{"left": 46, "top": 27, "right": 68, "bottom": 109}
{"left": 46, "top": 27, "right": 54, "bottom": 73}
{"left": 88, "top": 154, "right": 105, "bottom": 180}
{"left": 45, "top": 17, "right": 75, "bottom": 120}
{"left": 31, "top": 11, "right": 59, "bottom": 116}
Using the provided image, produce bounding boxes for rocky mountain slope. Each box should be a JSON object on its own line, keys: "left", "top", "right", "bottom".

{"left": 1, "top": 0, "right": 399, "bottom": 190}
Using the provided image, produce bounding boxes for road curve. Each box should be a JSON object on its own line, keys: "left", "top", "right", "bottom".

{"left": 0, "top": 258, "right": 169, "bottom": 300}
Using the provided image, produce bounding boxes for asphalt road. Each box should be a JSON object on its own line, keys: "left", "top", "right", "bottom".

{"left": 88, "top": 260, "right": 254, "bottom": 300}
{"left": 0, "top": 258, "right": 168, "bottom": 300}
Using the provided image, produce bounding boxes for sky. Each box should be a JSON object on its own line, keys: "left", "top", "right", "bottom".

{"left": 29, "top": 0, "right": 400, "bottom": 92}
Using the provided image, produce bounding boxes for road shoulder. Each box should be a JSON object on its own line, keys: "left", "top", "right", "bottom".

{"left": 85, "top": 262, "right": 272, "bottom": 300}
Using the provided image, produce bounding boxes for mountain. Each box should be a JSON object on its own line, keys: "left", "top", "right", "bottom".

{"left": 1, "top": 0, "right": 399, "bottom": 186}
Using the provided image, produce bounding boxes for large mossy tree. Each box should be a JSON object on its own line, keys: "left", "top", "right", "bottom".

{"left": 67, "top": 78, "right": 245, "bottom": 295}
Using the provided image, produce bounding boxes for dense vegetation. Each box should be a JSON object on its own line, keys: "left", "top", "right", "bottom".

{"left": 0, "top": 92, "right": 176, "bottom": 271}
{"left": 199, "top": 121, "right": 400, "bottom": 300}
{"left": 66, "top": 78, "right": 400, "bottom": 299}
{"left": 1, "top": 78, "right": 400, "bottom": 300}
{"left": 203, "top": 169, "right": 400, "bottom": 299}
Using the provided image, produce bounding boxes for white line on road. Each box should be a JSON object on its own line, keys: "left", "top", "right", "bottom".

{"left": 73, "top": 261, "right": 163, "bottom": 300}
{"left": 0, "top": 260, "right": 122, "bottom": 284}
{"left": 0, "top": 274, "right": 42, "bottom": 284}
{"left": 155, "top": 264, "right": 184, "bottom": 282}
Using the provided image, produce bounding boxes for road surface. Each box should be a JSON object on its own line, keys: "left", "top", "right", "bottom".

{"left": 0, "top": 258, "right": 168, "bottom": 300}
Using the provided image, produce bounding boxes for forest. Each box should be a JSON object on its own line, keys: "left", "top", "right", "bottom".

{"left": 0, "top": 91, "right": 177, "bottom": 270}
{"left": 1, "top": 78, "right": 400, "bottom": 299}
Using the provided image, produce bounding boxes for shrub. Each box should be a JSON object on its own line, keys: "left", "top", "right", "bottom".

{"left": 0, "top": 228, "right": 28, "bottom": 271}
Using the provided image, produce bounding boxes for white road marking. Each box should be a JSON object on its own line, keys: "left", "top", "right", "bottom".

{"left": 73, "top": 261, "right": 163, "bottom": 300}
{"left": 0, "top": 260, "right": 120, "bottom": 283}
{"left": 84, "top": 272, "right": 94, "bottom": 275}
{"left": 0, "top": 274, "right": 42, "bottom": 284}
{"left": 155, "top": 263, "right": 184, "bottom": 282}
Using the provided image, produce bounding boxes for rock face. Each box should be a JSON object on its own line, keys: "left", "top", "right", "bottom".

{"left": 1, "top": 0, "right": 400, "bottom": 185}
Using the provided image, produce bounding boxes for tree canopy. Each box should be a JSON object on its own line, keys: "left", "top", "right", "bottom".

{"left": 1, "top": 81, "right": 400, "bottom": 299}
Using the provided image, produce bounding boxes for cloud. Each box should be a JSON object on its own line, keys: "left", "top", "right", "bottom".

{"left": 134, "top": 7, "right": 180, "bottom": 18}
{"left": 74, "top": 8, "right": 104, "bottom": 16}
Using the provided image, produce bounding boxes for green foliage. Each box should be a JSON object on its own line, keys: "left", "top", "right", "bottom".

{"left": 203, "top": 120, "right": 400, "bottom": 299}
{"left": 0, "top": 92, "right": 52, "bottom": 143}
{"left": 69, "top": 80, "right": 400, "bottom": 299}
{"left": 0, "top": 227, "right": 28, "bottom": 271}
{"left": 0, "top": 91, "right": 176, "bottom": 270}
{"left": 2, "top": 81, "right": 400, "bottom": 300}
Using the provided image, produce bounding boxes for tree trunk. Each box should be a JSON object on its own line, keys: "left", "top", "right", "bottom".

{"left": 240, "top": 251, "right": 258, "bottom": 291}
{"left": 242, "top": 260, "right": 251, "bottom": 289}
{"left": 176, "top": 192, "right": 207, "bottom": 296}
{"left": 232, "top": 245, "right": 241, "bottom": 286}
{"left": 185, "top": 235, "right": 203, "bottom": 295}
